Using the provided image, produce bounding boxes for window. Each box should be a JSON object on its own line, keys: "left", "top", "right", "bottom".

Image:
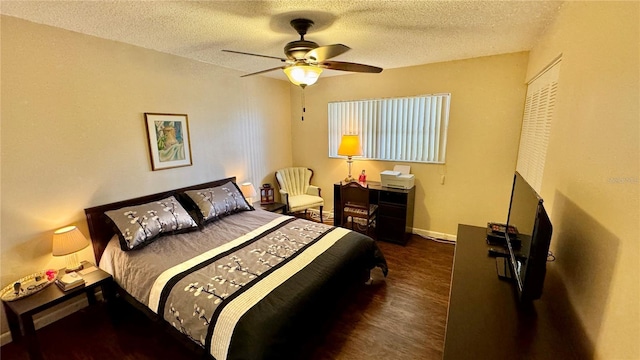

{"left": 328, "top": 94, "right": 451, "bottom": 164}
{"left": 516, "top": 57, "right": 561, "bottom": 193}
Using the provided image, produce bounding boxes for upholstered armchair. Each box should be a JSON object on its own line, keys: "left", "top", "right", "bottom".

{"left": 275, "top": 167, "right": 324, "bottom": 223}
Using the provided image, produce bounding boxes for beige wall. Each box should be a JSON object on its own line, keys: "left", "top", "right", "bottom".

{"left": 290, "top": 52, "right": 529, "bottom": 237}
{"left": 0, "top": 16, "right": 292, "bottom": 334}
{"left": 526, "top": 2, "right": 639, "bottom": 359}
{"left": 3, "top": 2, "right": 638, "bottom": 356}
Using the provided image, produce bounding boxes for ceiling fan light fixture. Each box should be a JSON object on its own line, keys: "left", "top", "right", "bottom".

{"left": 283, "top": 64, "right": 323, "bottom": 87}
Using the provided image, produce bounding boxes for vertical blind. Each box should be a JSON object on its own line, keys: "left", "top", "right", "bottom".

{"left": 328, "top": 94, "right": 451, "bottom": 163}
{"left": 516, "top": 58, "right": 561, "bottom": 193}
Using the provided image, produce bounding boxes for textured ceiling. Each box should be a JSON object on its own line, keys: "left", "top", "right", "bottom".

{"left": 0, "top": 1, "right": 563, "bottom": 81}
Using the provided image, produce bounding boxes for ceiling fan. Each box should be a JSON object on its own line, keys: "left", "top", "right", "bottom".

{"left": 223, "top": 18, "right": 383, "bottom": 88}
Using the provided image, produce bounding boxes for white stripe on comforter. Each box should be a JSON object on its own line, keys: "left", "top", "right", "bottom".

{"left": 210, "top": 226, "right": 350, "bottom": 360}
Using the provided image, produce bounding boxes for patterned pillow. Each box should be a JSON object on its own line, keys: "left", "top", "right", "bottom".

{"left": 182, "top": 181, "right": 253, "bottom": 226}
{"left": 105, "top": 196, "right": 198, "bottom": 251}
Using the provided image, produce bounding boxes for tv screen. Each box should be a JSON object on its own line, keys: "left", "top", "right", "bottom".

{"left": 504, "top": 172, "right": 553, "bottom": 301}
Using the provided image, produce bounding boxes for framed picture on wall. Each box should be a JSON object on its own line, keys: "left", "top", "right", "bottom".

{"left": 144, "top": 113, "right": 193, "bottom": 171}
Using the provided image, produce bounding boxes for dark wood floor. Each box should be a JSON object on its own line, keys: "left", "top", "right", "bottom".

{"left": 1, "top": 234, "right": 455, "bottom": 360}
{"left": 308, "top": 235, "right": 455, "bottom": 360}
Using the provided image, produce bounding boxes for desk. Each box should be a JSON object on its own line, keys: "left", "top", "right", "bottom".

{"left": 444, "top": 225, "right": 591, "bottom": 359}
{"left": 334, "top": 181, "right": 414, "bottom": 245}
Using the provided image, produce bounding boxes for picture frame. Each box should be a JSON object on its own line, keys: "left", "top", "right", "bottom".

{"left": 144, "top": 113, "right": 193, "bottom": 171}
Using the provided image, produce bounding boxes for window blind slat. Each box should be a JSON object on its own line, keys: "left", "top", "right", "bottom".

{"left": 416, "top": 98, "right": 425, "bottom": 161}
{"left": 410, "top": 98, "right": 418, "bottom": 161}
{"left": 429, "top": 97, "right": 437, "bottom": 161}
{"left": 440, "top": 95, "right": 450, "bottom": 161}
{"left": 423, "top": 98, "right": 432, "bottom": 161}
{"left": 433, "top": 96, "right": 442, "bottom": 162}
{"left": 401, "top": 98, "right": 408, "bottom": 161}
{"left": 392, "top": 99, "right": 399, "bottom": 160}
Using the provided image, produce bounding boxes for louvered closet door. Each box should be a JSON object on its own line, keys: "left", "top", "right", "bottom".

{"left": 516, "top": 58, "right": 561, "bottom": 193}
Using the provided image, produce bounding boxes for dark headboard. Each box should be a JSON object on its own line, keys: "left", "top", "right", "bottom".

{"left": 84, "top": 177, "right": 236, "bottom": 264}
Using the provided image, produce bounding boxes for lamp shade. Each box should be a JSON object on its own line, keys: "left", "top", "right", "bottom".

{"left": 52, "top": 226, "right": 90, "bottom": 256}
{"left": 283, "top": 64, "right": 323, "bottom": 87}
{"left": 338, "top": 134, "right": 363, "bottom": 157}
{"left": 240, "top": 182, "right": 257, "bottom": 198}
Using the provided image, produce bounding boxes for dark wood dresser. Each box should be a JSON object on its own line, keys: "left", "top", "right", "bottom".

{"left": 444, "top": 225, "right": 592, "bottom": 359}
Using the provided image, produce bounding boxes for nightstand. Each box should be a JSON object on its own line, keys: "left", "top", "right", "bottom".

{"left": 2, "top": 261, "right": 115, "bottom": 360}
{"left": 255, "top": 201, "right": 287, "bottom": 214}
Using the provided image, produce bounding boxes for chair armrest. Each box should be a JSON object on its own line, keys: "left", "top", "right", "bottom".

{"left": 306, "top": 185, "right": 321, "bottom": 197}
{"left": 279, "top": 189, "right": 289, "bottom": 206}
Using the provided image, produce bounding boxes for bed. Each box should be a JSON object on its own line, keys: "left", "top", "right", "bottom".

{"left": 85, "top": 177, "right": 388, "bottom": 360}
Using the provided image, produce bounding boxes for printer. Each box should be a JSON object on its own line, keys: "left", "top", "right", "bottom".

{"left": 380, "top": 165, "right": 415, "bottom": 189}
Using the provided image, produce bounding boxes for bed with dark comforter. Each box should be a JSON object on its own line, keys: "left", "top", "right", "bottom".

{"left": 85, "top": 177, "right": 388, "bottom": 360}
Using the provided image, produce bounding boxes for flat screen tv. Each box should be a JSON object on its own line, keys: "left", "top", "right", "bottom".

{"left": 504, "top": 172, "right": 553, "bottom": 302}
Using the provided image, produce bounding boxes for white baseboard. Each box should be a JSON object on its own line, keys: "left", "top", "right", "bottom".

{"left": 0, "top": 291, "right": 103, "bottom": 346}
{"left": 412, "top": 228, "right": 457, "bottom": 243}
{"left": 315, "top": 209, "right": 456, "bottom": 242}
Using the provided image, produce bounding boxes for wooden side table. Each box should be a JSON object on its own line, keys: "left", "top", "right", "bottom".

{"left": 2, "top": 261, "right": 115, "bottom": 360}
{"left": 255, "top": 202, "right": 287, "bottom": 214}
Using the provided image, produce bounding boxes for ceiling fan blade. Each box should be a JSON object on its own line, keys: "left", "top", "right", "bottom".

{"left": 222, "top": 49, "right": 287, "bottom": 62}
{"left": 305, "top": 44, "right": 350, "bottom": 62}
{"left": 240, "top": 66, "right": 286, "bottom": 77}
{"left": 320, "top": 61, "right": 383, "bottom": 73}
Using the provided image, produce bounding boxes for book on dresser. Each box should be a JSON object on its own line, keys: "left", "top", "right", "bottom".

{"left": 55, "top": 272, "right": 85, "bottom": 291}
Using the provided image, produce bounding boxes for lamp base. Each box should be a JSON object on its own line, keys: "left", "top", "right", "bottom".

{"left": 64, "top": 253, "right": 84, "bottom": 273}
{"left": 65, "top": 264, "right": 84, "bottom": 273}
{"left": 344, "top": 157, "right": 357, "bottom": 183}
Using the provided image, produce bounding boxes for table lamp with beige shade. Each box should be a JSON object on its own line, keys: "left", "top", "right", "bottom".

{"left": 52, "top": 226, "right": 90, "bottom": 272}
